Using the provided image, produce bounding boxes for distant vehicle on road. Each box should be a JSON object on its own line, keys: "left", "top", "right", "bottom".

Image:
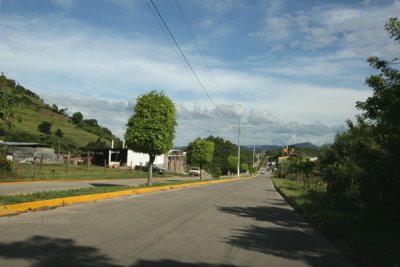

{"left": 188, "top": 167, "right": 200, "bottom": 176}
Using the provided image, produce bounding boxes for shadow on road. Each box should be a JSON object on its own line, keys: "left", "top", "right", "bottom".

{"left": 218, "top": 205, "right": 354, "bottom": 267}
{"left": 131, "top": 259, "right": 245, "bottom": 267}
{"left": 218, "top": 205, "right": 308, "bottom": 228}
{"left": 0, "top": 236, "right": 249, "bottom": 267}
{"left": 0, "top": 235, "right": 123, "bottom": 267}
{"left": 90, "top": 183, "right": 124, "bottom": 187}
{"left": 226, "top": 225, "right": 346, "bottom": 266}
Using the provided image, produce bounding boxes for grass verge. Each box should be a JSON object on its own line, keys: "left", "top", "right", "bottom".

{"left": 0, "top": 179, "right": 213, "bottom": 205}
{"left": 272, "top": 178, "right": 399, "bottom": 267}
{"left": 1, "top": 163, "right": 184, "bottom": 181}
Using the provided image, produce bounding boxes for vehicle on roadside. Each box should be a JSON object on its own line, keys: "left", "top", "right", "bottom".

{"left": 188, "top": 167, "right": 200, "bottom": 176}
{"left": 139, "top": 164, "right": 165, "bottom": 174}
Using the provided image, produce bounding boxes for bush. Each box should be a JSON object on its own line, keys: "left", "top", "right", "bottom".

{"left": 0, "top": 154, "right": 12, "bottom": 172}
{"left": 38, "top": 121, "right": 52, "bottom": 135}
{"left": 55, "top": 128, "right": 64, "bottom": 137}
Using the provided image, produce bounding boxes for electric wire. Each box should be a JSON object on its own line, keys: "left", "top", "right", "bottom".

{"left": 144, "top": 0, "right": 198, "bottom": 87}
{"left": 148, "top": 0, "right": 230, "bottom": 127}
{"left": 174, "top": 0, "right": 229, "bottom": 104}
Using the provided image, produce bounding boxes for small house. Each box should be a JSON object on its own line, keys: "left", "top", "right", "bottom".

{"left": 0, "top": 141, "right": 56, "bottom": 163}
{"left": 92, "top": 149, "right": 165, "bottom": 169}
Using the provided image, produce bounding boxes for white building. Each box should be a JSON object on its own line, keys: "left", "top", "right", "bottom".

{"left": 92, "top": 149, "right": 165, "bottom": 169}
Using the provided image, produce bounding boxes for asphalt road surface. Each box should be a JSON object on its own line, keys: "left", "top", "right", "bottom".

{"left": 0, "top": 173, "right": 357, "bottom": 267}
{"left": 0, "top": 176, "right": 210, "bottom": 196}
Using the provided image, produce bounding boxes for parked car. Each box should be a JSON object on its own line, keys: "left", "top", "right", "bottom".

{"left": 188, "top": 167, "right": 200, "bottom": 176}
{"left": 140, "top": 164, "right": 165, "bottom": 174}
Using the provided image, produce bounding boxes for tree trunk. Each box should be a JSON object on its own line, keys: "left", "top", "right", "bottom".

{"left": 148, "top": 154, "right": 155, "bottom": 186}
{"left": 200, "top": 162, "right": 203, "bottom": 181}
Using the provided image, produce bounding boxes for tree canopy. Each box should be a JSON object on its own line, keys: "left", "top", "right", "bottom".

{"left": 125, "top": 91, "right": 177, "bottom": 185}
{"left": 318, "top": 17, "right": 400, "bottom": 204}
{"left": 187, "top": 138, "right": 214, "bottom": 180}
{"left": 72, "top": 112, "right": 83, "bottom": 125}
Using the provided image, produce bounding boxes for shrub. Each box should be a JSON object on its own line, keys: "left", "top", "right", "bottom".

{"left": 0, "top": 154, "right": 12, "bottom": 172}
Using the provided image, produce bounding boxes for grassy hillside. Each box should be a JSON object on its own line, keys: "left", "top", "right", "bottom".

{"left": 0, "top": 74, "right": 121, "bottom": 152}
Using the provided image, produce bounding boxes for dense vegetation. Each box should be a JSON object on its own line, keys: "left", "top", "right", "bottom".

{"left": 186, "top": 135, "right": 259, "bottom": 177}
{"left": 318, "top": 18, "right": 400, "bottom": 206}
{"left": 0, "top": 74, "right": 122, "bottom": 152}
{"left": 274, "top": 17, "right": 400, "bottom": 206}
{"left": 270, "top": 18, "right": 400, "bottom": 267}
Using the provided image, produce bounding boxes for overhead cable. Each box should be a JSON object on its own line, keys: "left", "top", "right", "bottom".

{"left": 148, "top": 0, "right": 230, "bottom": 126}
{"left": 174, "top": 0, "right": 229, "bottom": 103}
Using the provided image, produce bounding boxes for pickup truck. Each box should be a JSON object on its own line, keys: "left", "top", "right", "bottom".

{"left": 188, "top": 167, "right": 200, "bottom": 176}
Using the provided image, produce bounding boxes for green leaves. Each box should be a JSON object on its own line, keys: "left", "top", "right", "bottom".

{"left": 38, "top": 121, "right": 52, "bottom": 135}
{"left": 187, "top": 138, "right": 215, "bottom": 166}
{"left": 125, "top": 91, "right": 177, "bottom": 156}
{"left": 385, "top": 17, "right": 400, "bottom": 42}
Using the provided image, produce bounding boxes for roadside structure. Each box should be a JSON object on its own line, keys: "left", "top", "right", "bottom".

{"left": 92, "top": 148, "right": 165, "bottom": 169}
{"left": 0, "top": 140, "right": 56, "bottom": 163}
{"left": 166, "top": 150, "right": 186, "bottom": 173}
{"left": 92, "top": 148, "right": 187, "bottom": 173}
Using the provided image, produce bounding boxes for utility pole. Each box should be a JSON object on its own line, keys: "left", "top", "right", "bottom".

{"left": 237, "top": 119, "right": 241, "bottom": 178}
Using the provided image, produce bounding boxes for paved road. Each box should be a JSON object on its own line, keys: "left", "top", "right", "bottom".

{"left": 0, "top": 173, "right": 356, "bottom": 267}
{"left": 0, "top": 176, "right": 209, "bottom": 196}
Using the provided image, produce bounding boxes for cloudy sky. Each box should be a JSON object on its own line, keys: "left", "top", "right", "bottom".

{"left": 0, "top": 0, "right": 398, "bottom": 146}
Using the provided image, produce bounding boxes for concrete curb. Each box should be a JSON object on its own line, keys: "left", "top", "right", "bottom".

{"left": 0, "top": 176, "right": 257, "bottom": 217}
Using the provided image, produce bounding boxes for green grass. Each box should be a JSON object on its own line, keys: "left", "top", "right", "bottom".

{"left": 2, "top": 163, "right": 180, "bottom": 181}
{"left": 0, "top": 185, "right": 132, "bottom": 205}
{"left": 0, "top": 179, "right": 215, "bottom": 205}
{"left": 272, "top": 178, "right": 400, "bottom": 267}
{"left": 11, "top": 105, "right": 101, "bottom": 148}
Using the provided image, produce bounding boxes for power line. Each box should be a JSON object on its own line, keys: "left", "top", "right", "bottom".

{"left": 148, "top": 0, "right": 230, "bottom": 126}
{"left": 174, "top": 0, "right": 229, "bottom": 103}
{"left": 144, "top": 0, "right": 196, "bottom": 86}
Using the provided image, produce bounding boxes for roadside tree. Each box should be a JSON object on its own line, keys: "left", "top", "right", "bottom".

{"left": 227, "top": 155, "right": 238, "bottom": 174}
{"left": 187, "top": 138, "right": 214, "bottom": 181}
{"left": 241, "top": 163, "right": 249, "bottom": 173}
{"left": 125, "top": 91, "right": 176, "bottom": 186}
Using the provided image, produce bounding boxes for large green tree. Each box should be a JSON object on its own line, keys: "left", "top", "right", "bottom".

{"left": 355, "top": 17, "right": 400, "bottom": 203}
{"left": 125, "top": 91, "right": 176, "bottom": 186}
{"left": 319, "top": 17, "right": 400, "bottom": 204}
{"left": 187, "top": 138, "right": 214, "bottom": 181}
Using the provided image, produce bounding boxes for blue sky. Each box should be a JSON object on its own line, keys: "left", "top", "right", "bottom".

{"left": 0, "top": 0, "right": 398, "bottom": 146}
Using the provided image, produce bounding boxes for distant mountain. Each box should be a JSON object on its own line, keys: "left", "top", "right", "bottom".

{"left": 291, "top": 142, "right": 320, "bottom": 149}
{"left": 0, "top": 74, "right": 121, "bottom": 151}
{"left": 254, "top": 145, "right": 282, "bottom": 152}
{"left": 251, "top": 142, "right": 320, "bottom": 152}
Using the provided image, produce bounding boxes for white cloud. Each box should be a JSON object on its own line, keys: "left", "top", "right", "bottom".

{"left": 251, "top": 1, "right": 400, "bottom": 54}
{"left": 0, "top": 3, "right": 381, "bottom": 146}
{"left": 250, "top": 16, "right": 291, "bottom": 42}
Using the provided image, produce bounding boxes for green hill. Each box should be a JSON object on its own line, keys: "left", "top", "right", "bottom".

{"left": 0, "top": 73, "right": 122, "bottom": 152}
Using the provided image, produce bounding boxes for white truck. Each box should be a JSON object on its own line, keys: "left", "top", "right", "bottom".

{"left": 188, "top": 167, "right": 201, "bottom": 176}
